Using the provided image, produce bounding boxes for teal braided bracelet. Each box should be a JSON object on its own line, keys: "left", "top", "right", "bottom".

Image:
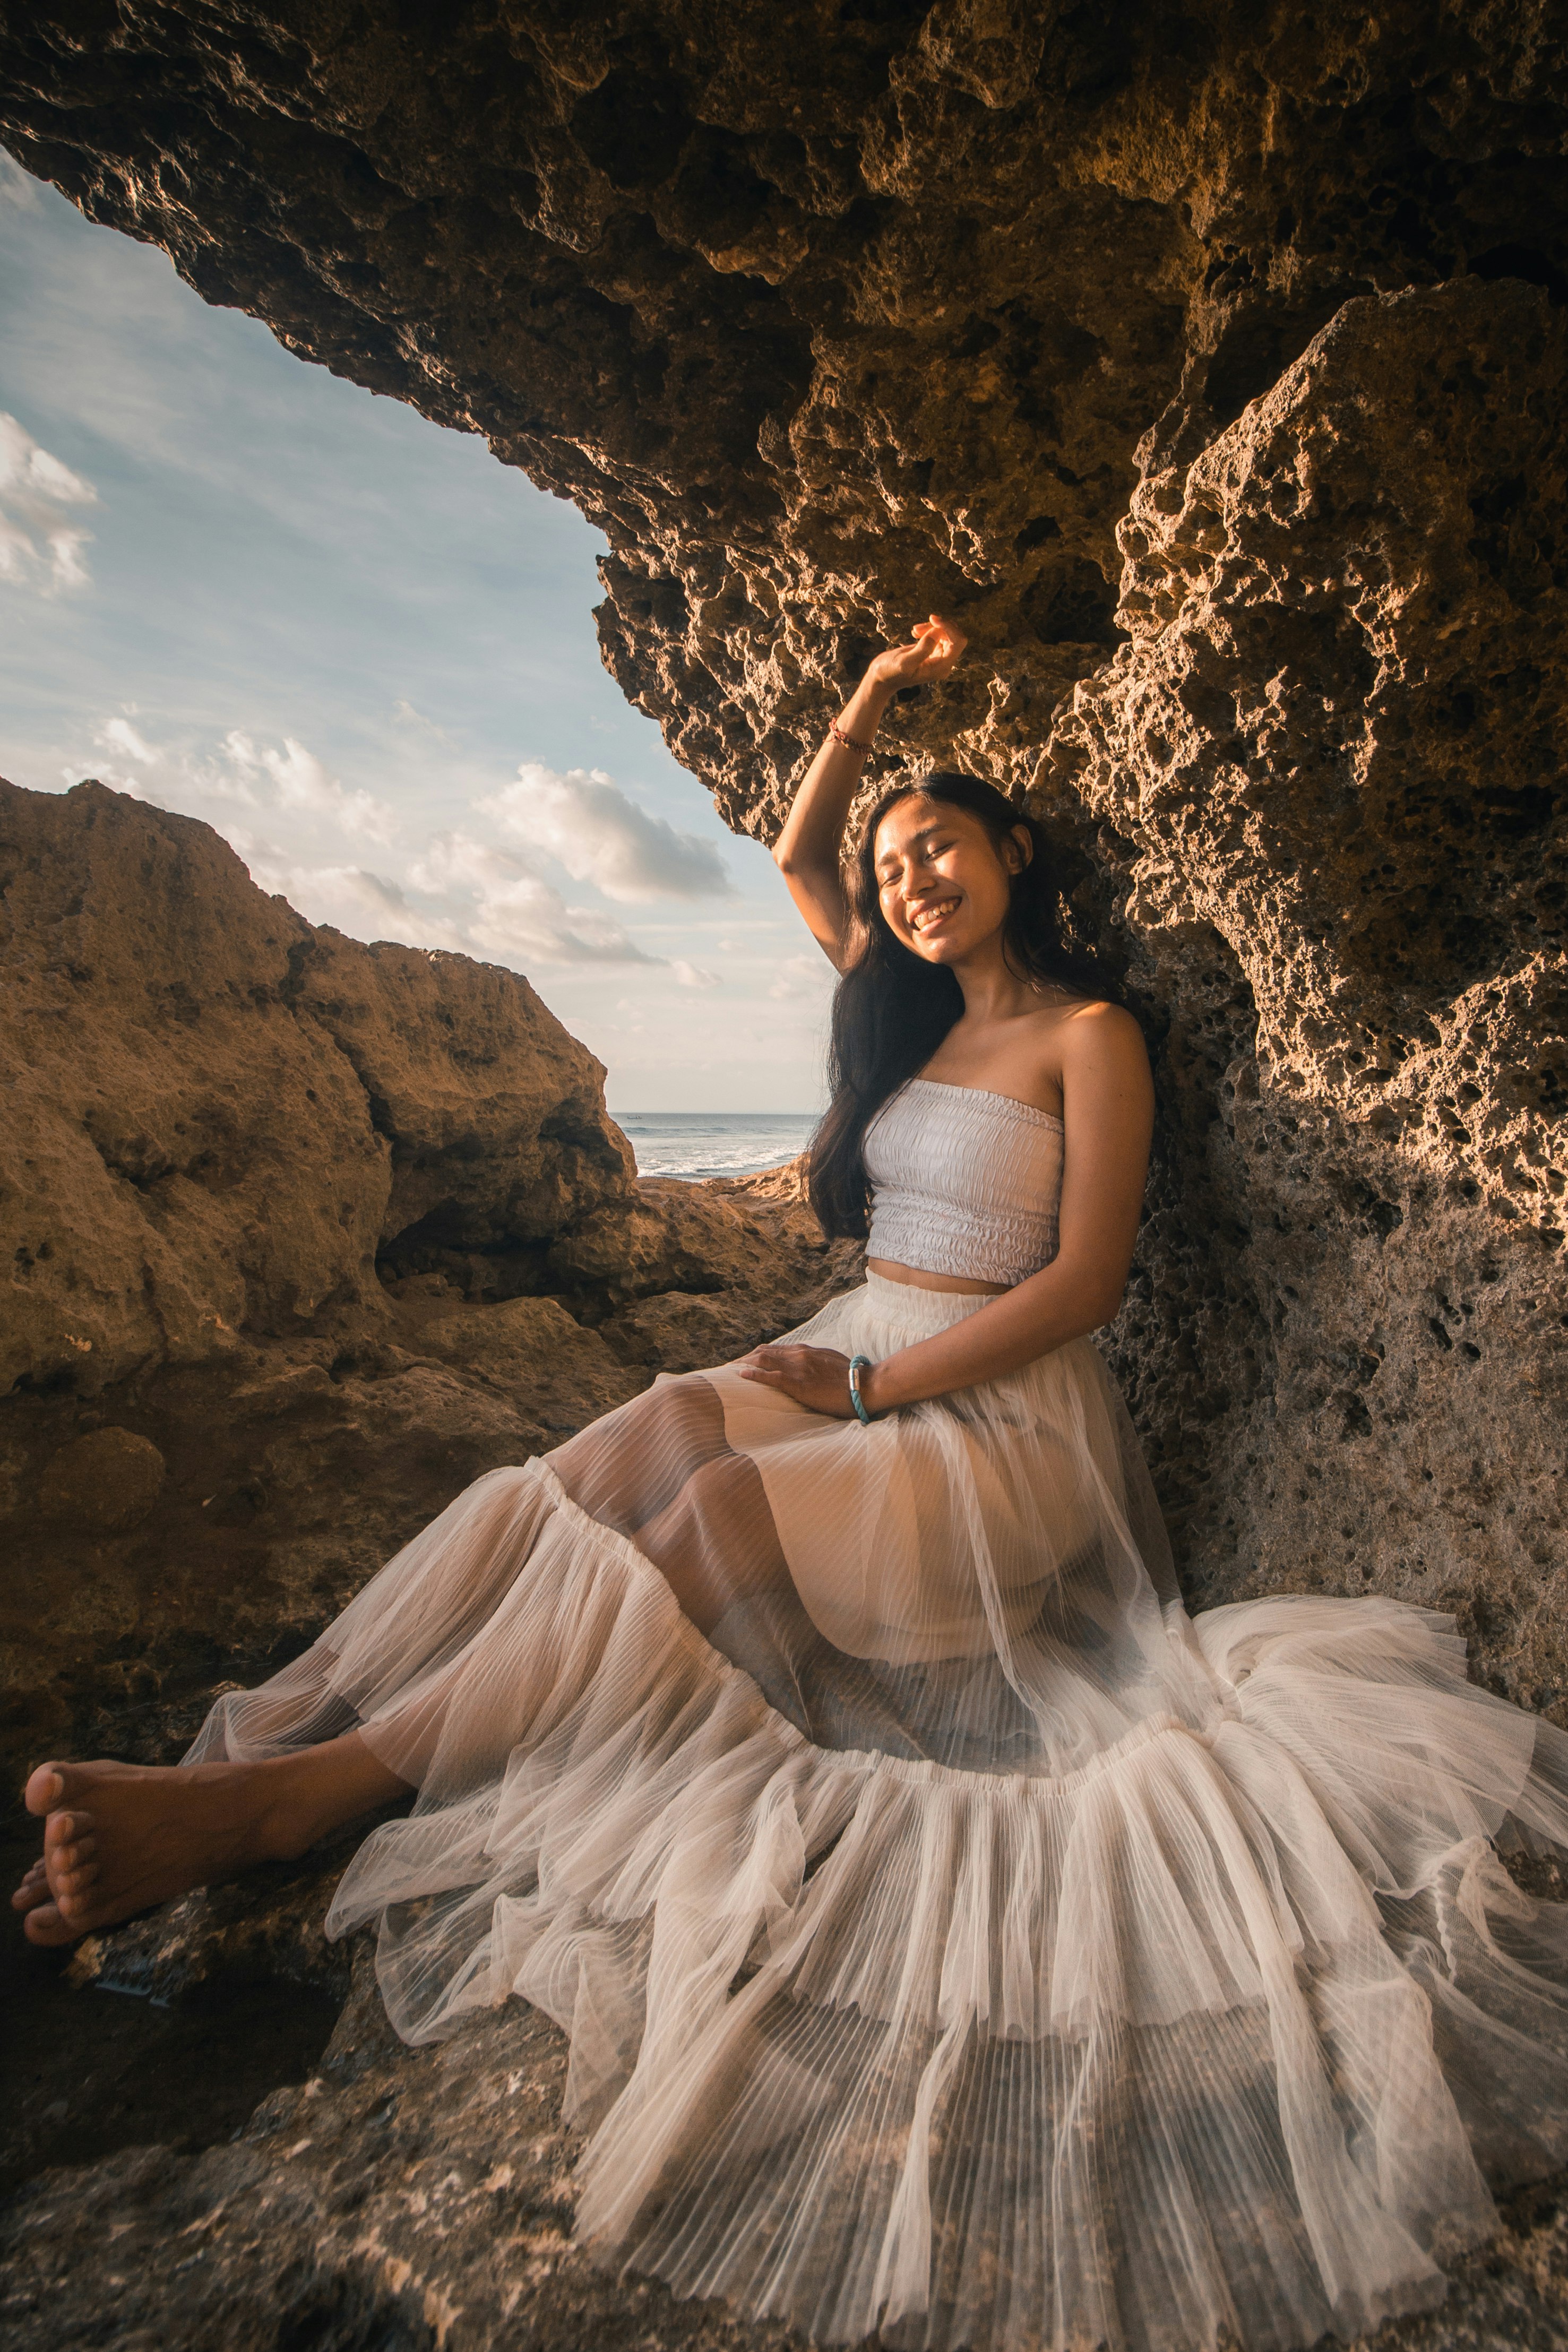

{"left": 848, "top": 1354, "right": 874, "bottom": 1425}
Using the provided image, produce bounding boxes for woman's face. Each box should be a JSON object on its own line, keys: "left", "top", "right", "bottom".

{"left": 872, "top": 795, "right": 1026, "bottom": 966}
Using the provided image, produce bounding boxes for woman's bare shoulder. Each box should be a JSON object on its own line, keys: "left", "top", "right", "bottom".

{"left": 1055, "top": 998, "right": 1150, "bottom": 1074}
{"left": 1059, "top": 995, "right": 1142, "bottom": 1033}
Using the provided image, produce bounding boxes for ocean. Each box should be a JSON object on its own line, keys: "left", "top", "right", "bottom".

{"left": 615, "top": 1110, "right": 820, "bottom": 1182}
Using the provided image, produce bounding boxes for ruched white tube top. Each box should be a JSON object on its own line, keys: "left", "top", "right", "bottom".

{"left": 863, "top": 1078, "right": 1063, "bottom": 1286}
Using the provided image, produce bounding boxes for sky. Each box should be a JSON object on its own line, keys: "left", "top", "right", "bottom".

{"left": 0, "top": 154, "right": 833, "bottom": 1114}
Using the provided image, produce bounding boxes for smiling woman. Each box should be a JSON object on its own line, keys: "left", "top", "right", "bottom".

{"left": 798, "top": 769, "right": 1121, "bottom": 1260}
{"left": 21, "top": 614, "right": 1568, "bottom": 2352}
{"left": 0, "top": 158, "right": 821, "bottom": 1113}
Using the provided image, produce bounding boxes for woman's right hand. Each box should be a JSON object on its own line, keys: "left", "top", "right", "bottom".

{"left": 865, "top": 614, "right": 968, "bottom": 695}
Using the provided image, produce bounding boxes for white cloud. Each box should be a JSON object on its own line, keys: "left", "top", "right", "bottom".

{"left": 392, "top": 696, "right": 452, "bottom": 743}
{"left": 96, "top": 715, "right": 158, "bottom": 764}
{"left": 769, "top": 953, "right": 836, "bottom": 1002}
{"left": 671, "top": 959, "right": 721, "bottom": 989}
{"left": 223, "top": 730, "right": 397, "bottom": 843}
{"left": 251, "top": 854, "right": 634, "bottom": 975}
{"left": 479, "top": 761, "right": 733, "bottom": 903}
{"left": 252, "top": 860, "right": 455, "bottom": 950}
{"left": 71, "top": 720, "right": 664, "bottom": 969}
{"left": 408, "top": 830, "right": 657, "bottom": 965}
{"left": 79, "top": 719, "right": 398, "bottom": 841}
{"left": 404, "top": 831, "right": 499, "bottom": 898}
{"left": 0, "top": 411, "right": 97, "bottom": 594}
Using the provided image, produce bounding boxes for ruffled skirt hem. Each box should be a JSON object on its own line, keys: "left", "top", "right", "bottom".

{"left": 189, "top": 1451, "right": 1568, "bottom": 2352}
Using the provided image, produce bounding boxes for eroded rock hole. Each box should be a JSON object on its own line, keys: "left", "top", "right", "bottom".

{"left": 1021, "top": 557, "right": 1122, "bottom": 648}
{"left": 271, "top": 2269, "right": 438, "bottom": 2352}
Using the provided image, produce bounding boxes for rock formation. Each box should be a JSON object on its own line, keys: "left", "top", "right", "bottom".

{"left": 4, "top": 3, "right": 1564, "bottom": 816}
{"left": 2, "top": 2, "right": 1566, "bottom": 2342}
{"left": 1, "top": 777, "right": 856, "bottom": 1775}
{"left": 3, "top": 778, "right": 634, "bottom": 1396}
{"left": 1056, "top": 269, "right": 1567, "bottom": 1685}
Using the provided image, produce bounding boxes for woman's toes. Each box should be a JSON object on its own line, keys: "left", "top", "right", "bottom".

{"left": 22, "top": 1898, "right": 77, "bottom": 1948}
{"left": 11, "top": 1860, "right": 49, "bottom": 1912}
{"left": 44, "top": 1813, "right": 98, "bottom": 1884}
{"left": 24, "top": 1762, "right": 67, "bottom": 1815}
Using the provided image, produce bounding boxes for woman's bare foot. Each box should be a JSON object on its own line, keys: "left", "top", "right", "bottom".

{"left": 11, "top": 1735, "right": 413, "bottom": 1948}
{"left": 10, "top": 1758, "right": 297, "bottom": 1948}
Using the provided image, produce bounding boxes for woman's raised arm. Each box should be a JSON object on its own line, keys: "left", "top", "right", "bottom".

{"left": 773, "top": 615, "right": 967, "bottom": 968}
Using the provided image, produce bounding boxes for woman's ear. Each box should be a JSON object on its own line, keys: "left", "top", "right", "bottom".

{"left": 1004, "top": 824, "right": 1034, "bottom": 874}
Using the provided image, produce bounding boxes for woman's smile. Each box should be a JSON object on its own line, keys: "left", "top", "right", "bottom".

{"left": 908, "top": 893, "right": 962, "bottom": 934}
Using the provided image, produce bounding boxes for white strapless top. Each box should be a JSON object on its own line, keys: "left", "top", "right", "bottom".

{"left": 863, "top": 1078, "right": 1063, "bottom": 1286}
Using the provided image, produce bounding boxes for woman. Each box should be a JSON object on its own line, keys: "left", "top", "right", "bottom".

{"left": 15, "top": 618, "right": 1568, "bottom": 2352}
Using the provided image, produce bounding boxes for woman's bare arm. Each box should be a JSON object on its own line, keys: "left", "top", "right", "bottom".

{"left": 773, "top": 615, "right": 968, "bottom": 968}
{"left": 737, "top": 1003, "right": 1153, "bottom": 1413}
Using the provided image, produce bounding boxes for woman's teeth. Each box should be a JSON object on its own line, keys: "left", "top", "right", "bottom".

{"left": 911, "top": 899, "right": 959, "bottom": 932}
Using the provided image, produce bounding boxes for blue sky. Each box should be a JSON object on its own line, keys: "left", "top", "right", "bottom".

{"left": 0, "top": 155, "right": 832, "bottom": 1113}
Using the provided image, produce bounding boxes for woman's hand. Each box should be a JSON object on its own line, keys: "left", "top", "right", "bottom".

{"left": 735, "top": 1343, "right": 863, "bottom": 1419}
{"left": 864, "top": 613, "right": 968, "bottom": 695}
{"left": 772, "top": 610, "right": 968, "bottom": 970}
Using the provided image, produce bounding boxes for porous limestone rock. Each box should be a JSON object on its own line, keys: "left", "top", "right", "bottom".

{"left": 1052, "top": 274, "right": 1568, "bottom": 1711}
{"left": 2, "top": 1338, "right": 557, "bottom": 1776}
{"left": 3, "top": 0, "right": 1565, "bottom": 824}
{"left": 597, "top": 1288, "right": 773, "bottom": 1374}
{"left": 0, "top": 1209, "right": 850, "bottom": 1784}
{"left": 592, "top": 1163, "right": 866, "bottom": 1365}
{"left": 400, "top": 1288, "right": 648, "bottom": 1428}
{"left": 548, "top": 1166, "right": 856, "bottom": 1313}
{"left": 548, "top": 1175, "right": 786, "bottom": 1307}
{"left": 4, "top": 1915, "right": 799, "bottom": 2352}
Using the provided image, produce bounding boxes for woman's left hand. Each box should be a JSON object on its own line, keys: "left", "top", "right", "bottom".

{"left": 736, "top": 1344, "right": 863, "bottom": 1418}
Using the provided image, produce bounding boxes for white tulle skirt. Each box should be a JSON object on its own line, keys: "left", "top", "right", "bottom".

{"left": 189, "top": 1274, "right": 1568, "bottom": 2352}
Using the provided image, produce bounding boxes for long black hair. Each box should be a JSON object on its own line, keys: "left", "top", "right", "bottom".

{"left": 806, "top": 770, "right": 1116, "bottom": 1240}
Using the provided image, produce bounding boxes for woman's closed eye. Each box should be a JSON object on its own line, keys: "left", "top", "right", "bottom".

{"left": 881, "top": 837, "right": 957, "bottom": 885}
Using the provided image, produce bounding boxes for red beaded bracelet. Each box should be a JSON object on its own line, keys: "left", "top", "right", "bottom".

{"left": 829, "top": 718, "right": 874, "bottom": 755}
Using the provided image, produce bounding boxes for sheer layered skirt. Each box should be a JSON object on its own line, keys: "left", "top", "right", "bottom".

{"left": 189, "top": 1274, "right": 1568, "bottom": 2351}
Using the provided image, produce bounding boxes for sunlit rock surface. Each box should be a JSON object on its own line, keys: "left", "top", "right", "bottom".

{"left": 1049, "top": 273, "right": 1568, "bottom": 1682}
{"left": 2, "top": 3, "right": 1566, "bottom": 2341}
